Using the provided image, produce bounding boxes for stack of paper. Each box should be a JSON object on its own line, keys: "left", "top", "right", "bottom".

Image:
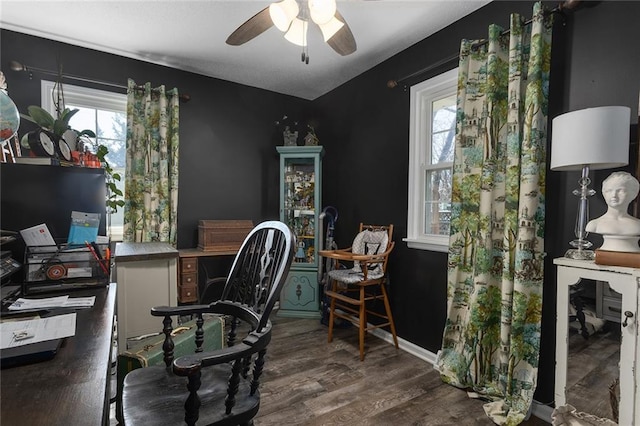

{"left": 0, "top": 313, "right": 77, "bottom": 349}
{"left": 8, "top": 295, "right": 96, "bottom": 311}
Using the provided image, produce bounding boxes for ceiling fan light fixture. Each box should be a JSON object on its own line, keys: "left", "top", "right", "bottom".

{"left": 284, "top": 18, "right": 308, "bottom": 47}
{"left": 308, "top": 0, "right": 337, "bottom": 25}
{"left": 318, "top": 16, "right": 344, "bottom": 42}
{"left": 269, "top": 0, "right": 299, "bottom": 32}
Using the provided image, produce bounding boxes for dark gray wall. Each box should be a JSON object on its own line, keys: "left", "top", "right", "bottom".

{"left": 313, "top": 0, "right": 640, "bottom": 403}
{"left": 2, "top": 0, "right": 638, "bottom": 405}
{"left": 1, "top": 29, "right": 314, "bottom": 249}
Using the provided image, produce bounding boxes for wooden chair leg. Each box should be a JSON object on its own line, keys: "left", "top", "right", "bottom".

{"left": 328, "top": 295, "right": 336, "bottom": 343}
{"left": 381, "top": 283, "right": 398, "bottom": 349}
{"left": 327, "top": 280, "right": 336, "bottom": 343}
{"left": 184, "top": 370, "right": 201, "bottom": 426}
{"left": 359, "top": 286, "right": 366, "bottom": 361}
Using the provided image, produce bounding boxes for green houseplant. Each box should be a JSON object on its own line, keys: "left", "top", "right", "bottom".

{"left": 95, "top": 144, "right": 125, "bottom": 214}
{"left": 20, "top": 105, "right": 96, "bottom": 149}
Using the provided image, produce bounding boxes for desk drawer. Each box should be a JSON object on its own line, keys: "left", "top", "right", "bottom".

{"left": 180, "top": 258, "right": 197, "bottom": 272}
{"left": 178, "top": 257, "right": 199, "bottom": 303}
{"left": 596, "top": 281, "right": 622, "bottom": 323}
{"left": 181, "top": 271, "right": 197, "bottom": 286}
{"left": 602, "top": 297, "right": 622, "bottom": 323}
{"left": 179, "top": 284, "right": 198, "bottom": 303}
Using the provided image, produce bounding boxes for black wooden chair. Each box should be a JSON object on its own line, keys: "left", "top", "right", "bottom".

{"left": 121, "top": 220, "right": 295, "bottom": 426}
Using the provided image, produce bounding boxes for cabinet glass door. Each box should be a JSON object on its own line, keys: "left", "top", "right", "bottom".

{"left": 283, "top": 157, "right": 317, "bottom": 266}
{"left": 565, "top": 280, "right": 621, "bottom": 422}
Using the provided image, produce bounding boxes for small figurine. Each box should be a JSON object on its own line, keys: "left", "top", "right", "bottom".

{"left": 283, "top": 126, "right": 298, "bottom": 146}
{"left": 304, "top": 125, "right": 319, "bottom": 146}
{"left": 295, "top": 241, "right": 306, "bottom": 262}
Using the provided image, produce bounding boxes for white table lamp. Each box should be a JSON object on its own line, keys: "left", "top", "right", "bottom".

{"left": 551, "top": 106, "right": 631, "bottom": 260}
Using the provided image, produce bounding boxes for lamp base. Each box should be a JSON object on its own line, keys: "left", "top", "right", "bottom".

{"left": 564, "top": 248, "right": 595, "bottom": 261}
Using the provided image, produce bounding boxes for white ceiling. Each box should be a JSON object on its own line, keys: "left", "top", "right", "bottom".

{"left": 0, "top": 0, "right": 490, "bottom": 100}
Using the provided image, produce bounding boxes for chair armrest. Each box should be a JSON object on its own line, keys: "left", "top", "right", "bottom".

{"left": 150, "top": 299, "right": 264, "bottom": 320}
{"left": 318, "top": 248, "right": 354, "bottom": 260}
{"left": 319, "top": 245, "right": 392, "bottom": 263}
{"left": 172, "top": 320, "right": 272, "bottom": 376}
{"left": 151, "top": 304, "right": 212, "bottom": 317}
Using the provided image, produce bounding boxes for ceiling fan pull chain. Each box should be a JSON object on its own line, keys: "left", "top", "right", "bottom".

{"left": 301, "top": 43, "right": 309, "bottom": 65}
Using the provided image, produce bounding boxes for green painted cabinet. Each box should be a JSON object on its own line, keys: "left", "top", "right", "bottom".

{"left": 277, "top": 146, "right": 323, "bottom": 318}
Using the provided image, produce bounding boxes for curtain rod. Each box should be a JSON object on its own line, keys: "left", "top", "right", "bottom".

{"left": 9, "top": 60, "right": 191, "bottom": 102}
{"left": 387, "top": 0, "right": 582, "bottom": 91}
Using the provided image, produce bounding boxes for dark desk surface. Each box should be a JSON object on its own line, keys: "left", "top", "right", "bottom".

{"left": 178, "top": 248, "right": 237, "bottom": 258}
{"left": 1, "top": 283, "right": 117, "bottom": 426}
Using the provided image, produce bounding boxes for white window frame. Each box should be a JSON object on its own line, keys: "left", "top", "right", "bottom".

{"left": 41, "top": 80, "right": 127, "bottom": 240}
{"left": 404, "top": 68, "right": 458, "bottom": 253}
{"left": 41, "top": 80, "right": 127, "bottom": 117}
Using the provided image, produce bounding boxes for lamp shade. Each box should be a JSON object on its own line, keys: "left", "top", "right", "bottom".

{"left": 309, "top": 0, "right": 337, "bottom": 25}
{"left": 284, "top": 18, "right": 308, "bottom": 46}
{"left": 269, "top": 0, "right": 299, "bottom": 32}
{"left": 550, "top": 106, "right": 630, "bottom": 171}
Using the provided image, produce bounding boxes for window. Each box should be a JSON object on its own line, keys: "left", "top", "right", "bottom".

{"left": 405, "top": 68, "right": 457, "bottom": 252}
{"left": 41, "top": 81, "right": 127, "bottom": 241}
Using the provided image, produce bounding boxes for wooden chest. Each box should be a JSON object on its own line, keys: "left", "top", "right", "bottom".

{"left": 198, "top": 220, "right": 254, "bottom": 252}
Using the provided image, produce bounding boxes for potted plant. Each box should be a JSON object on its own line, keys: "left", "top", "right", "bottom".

{"left": 20, "top": 105, "right": 96, "bottom": 161}
{"left": 95, "top": 144, "right": 125, "bottom": 214}
{"left": 20, "top": 105, "right": 124, "bottom": 215}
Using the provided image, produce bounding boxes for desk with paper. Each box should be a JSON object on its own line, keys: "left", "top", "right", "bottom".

{"left": 0, "top": 283, "right": 116, "bottom": 425}
{"left": 0, "top": 312, "right": 77, "bottom": 366}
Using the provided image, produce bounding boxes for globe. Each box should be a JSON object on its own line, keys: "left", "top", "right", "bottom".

{"left": 0, "top": 91, "right": 20, "bottom": 142}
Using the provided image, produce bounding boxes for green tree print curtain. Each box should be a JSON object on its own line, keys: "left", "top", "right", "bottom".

{"left": 436, "top": 3, "right": 552, "bottom": 424}
{"left": 123, "top": 79, "right": 179, "bottom": 244}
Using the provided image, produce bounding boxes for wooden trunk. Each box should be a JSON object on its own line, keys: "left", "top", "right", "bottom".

{"left": 198, "top": 220, "right": 254, "bottom": 252}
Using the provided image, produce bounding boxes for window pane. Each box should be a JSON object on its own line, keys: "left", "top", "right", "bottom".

{"left": 67, "top": 105, "right": 97, "bottom": 134}
{"left": 432, "top": 95, "right": 456, "bottom": 131}
{"left": 431, "top": 95, "right": 456, "bottom": 164}
{"left": 97, "top": 110, "right": 125, "bottom": 139}
{"left": 59, "top": 88, "right": 127, "bottom": 242}
{"left": 432, "top": 131, "right": 454, "bottom": 164}
{"left": 424, "top": 168, "right": 452, "bottom": 235}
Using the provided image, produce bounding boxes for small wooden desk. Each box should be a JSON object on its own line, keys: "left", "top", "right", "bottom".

{"left": 1, "top": 283, "right": 117, "bottom": 425}
{"left": 177, "top": 248, "right": 237, "bottom": 303}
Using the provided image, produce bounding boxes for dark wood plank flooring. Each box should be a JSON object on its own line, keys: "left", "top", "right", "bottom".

{"left": 255, "top": 316, "right": 551, "bottom": 425}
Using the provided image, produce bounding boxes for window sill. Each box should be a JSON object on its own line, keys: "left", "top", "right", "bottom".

{"left": 403, "top": 236, "right": 449, "bottom": 253}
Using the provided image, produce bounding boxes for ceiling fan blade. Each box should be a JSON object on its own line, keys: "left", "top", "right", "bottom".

{"left": 326, "top": 10, "right": 357, "bottom": 56}
{"left": 226, "top": 7, "right": 274, "bottom": 46}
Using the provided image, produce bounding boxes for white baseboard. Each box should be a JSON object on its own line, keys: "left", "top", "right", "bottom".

{"left": 370, "top": 327, "right": 554, "bottom": 424}
{"left": 370, "top": 326, "right": 438, "bottom": 364}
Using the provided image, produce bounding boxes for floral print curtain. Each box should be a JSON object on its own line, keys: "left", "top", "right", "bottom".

{"left": 123, "top": 79, "right": 179, "bottom": 244}
{"left": 435, "top": 3, "right": 553, "bottom": 424}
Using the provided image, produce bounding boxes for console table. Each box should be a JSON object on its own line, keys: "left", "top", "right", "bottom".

{"left": 1, "top": 283, "right": 117, "bottom": 425}
{"left": 554, "top": 257, "right": 639, "bottom": 425}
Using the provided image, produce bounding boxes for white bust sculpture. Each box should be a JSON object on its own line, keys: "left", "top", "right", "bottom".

{"left": 586, "top": 171, "right": 640, "bottom": 252}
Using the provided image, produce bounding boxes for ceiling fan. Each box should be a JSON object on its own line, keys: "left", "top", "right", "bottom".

{"left": 226, "top": 0, "right": 357, "bottom": 64}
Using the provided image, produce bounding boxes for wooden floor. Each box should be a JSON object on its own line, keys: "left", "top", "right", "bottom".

{"left": 254, "top": 316, "right": 551, "bottom": 426}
